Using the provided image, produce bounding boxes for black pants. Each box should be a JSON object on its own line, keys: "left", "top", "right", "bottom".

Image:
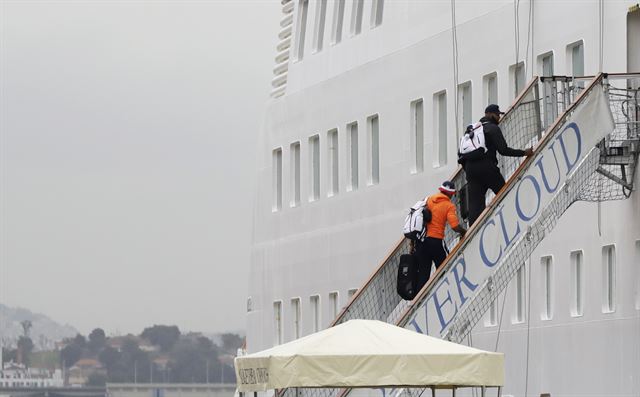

{"left": 414, "top": 237, "right": 448, "bottom": 287}
{"left": 466, "top": 162, "right": 506, "bottom": 225}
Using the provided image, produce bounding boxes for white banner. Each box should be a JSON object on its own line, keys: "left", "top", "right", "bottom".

{"left": 407, "top": 86, "right": 615, "bottom": 337}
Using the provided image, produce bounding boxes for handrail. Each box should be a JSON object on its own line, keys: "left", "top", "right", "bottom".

{"left": 327, "top": 76, "right": 540, "bottom": 328}
{"left": 394, "top": 73, "right": 606, "bottom": 328}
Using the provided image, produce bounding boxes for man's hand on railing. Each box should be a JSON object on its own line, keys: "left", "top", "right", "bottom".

{"left": 524, "top": 147, "right": 534, "bottom": 157}
{"left": 453, "top": 225, "right": 467, "bottom": 237}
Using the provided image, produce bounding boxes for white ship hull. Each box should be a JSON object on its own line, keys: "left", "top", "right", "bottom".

{"left": 247, "top": 2, "right": 640, "bottom": 396}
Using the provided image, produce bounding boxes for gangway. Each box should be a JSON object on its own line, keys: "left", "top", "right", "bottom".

{"left": 277, "top": 73, "right": 640, "bottom": 397}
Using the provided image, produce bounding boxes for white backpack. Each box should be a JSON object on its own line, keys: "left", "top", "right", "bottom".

{"left": 403, "top": 200, "right": 431, "bottom": 241}
{"left": 459, "top": 122, "right": 487, "bottom": 155}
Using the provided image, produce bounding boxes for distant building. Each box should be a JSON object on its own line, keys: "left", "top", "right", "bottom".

{"left": 0, "top": 362, "right": 63, "bottom": 388}
{"left": 68, "top": 359, "right": 105, "bottom": 386}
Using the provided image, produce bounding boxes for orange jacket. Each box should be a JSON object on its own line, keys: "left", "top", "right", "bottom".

{"left": 425, "top": 192, "right": 459, "bottom": 239}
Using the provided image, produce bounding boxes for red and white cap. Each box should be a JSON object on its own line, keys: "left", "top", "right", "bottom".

{"left": 438, "top": 180, "right": 456, "bottom": 194}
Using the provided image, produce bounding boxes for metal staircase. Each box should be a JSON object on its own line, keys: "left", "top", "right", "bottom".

{"left": 277, "top": 72, "right": 640, "bottom": 397}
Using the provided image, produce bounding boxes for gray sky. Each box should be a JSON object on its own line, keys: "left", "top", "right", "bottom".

{"left": 0, "top": 0, "right": 280, "bottom": 336}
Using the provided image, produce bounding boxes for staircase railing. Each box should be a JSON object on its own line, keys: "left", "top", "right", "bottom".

{"left": 397, "top": 73, "right": 610, "bottom": 341}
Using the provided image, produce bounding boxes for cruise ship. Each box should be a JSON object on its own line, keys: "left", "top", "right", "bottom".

{"left": 245, "top": 1, "right": 640, "bottom": 396}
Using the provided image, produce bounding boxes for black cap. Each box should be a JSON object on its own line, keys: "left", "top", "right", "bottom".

{"left": 485, "top": 104, "right": 505, "bottom": 115}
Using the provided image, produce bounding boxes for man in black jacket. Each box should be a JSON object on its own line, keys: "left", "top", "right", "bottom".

{"left": 458, "top": 104, "right": 533, "bottom": 225}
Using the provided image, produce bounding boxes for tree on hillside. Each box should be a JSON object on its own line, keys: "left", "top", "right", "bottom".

{"left": 98, "top": 346, "right": 121, "bottom": 372}
{"left": 73, "top": 334, "right": 87, "bottom": 348}
{"left": 20, "top": 320, "right": 32, "bottom": 337}
{"left": 2, "top": 347, "right": 17, "bottom": 364}
{"left": 60, "top": 333, "right": 88, "bottom": 367}
{"left": 220, "top": 333, "right": 243, "bottom": 354}
{"left": 17, "top": 336, "right": 34, "bottom": 366}
{"left": 104, "top": 337, "right": 152, "bottom": 383}
{"left": 61, "top": 342, "right": 83, "bottom": 368}
{"left": 88, "top": 328, "right": 106, "bottom": 353}
{"left": 169, "top": 336, "right": 220, "bottom": 383}
{"left": 141, "top": 325, "right": 180, "bottom": 352}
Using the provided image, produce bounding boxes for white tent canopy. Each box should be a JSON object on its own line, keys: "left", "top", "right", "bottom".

{"left": 235, "top": 320, "right": 504, "bottom": 392}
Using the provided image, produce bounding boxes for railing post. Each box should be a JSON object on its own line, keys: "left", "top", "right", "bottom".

{"left": 542, "top": 77, "right": 549, "bottom": 128}
{"left": 534, "top": 82, "right": 543, "bottom": 140}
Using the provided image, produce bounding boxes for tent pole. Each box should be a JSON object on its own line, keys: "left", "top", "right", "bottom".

{"left": 431, "top": 387, "right": 435, "bottom": 397}
{"left": 452, "top": 386, "right": 456, "bottom": 397}
{"left": 481, "top": 386, "right": 486, "bottom": 397}
{"left": 497, "top": 386, "right": 502, "bottom": 397}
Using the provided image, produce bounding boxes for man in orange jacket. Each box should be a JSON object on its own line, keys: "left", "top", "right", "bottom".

{"left": 414, "top": 181, "right": 467, "bottom": 286}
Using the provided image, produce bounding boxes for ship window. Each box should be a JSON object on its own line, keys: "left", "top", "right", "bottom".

{"left": 509, "top": 62, "right": 526, "bottom": 100}
{"left": 434, "top": 90, "right": 448, "bottom": 167}
{"left": 350, "top": 0, "right": 364, "bottom": 36}
{"left": 568, "top": 41, "right": 585, "bottom": 87}
{"left": 347, "top": 122, "right": 359, "bottom": 191}
{"left": 541, "top": 256, "right": 553, "bottom": 320}
{"left": 246, "top": 296, "right": 252, "bottom": 313}
{"left": 328, "top": 129, "right": 339, "bottom": 197}
{"left": 570, "top": 250, "right": 584, "bottom": 317}
{"left": 484, "top": 296, "right": 498, "bottom": 327}
{"left": 347, "top": 288, "right": 358, "bottom": 299}
{"left": 483, "top": 72, "right": 498, "bottom": 106}
{"left": 635, "top": 241, "right": 640, "bottom": 310}
{"left": 309, "top": 135, "right": 320, "bottom": 201}
{"left": 410, "top": 99, "right": 424, "bottom": 174}
{"left": 331, "top": 0, "right": 346, "bottom": 44}
{"left": 291, "top": 297, "right": 302, "bottom": 339}
{"left": 329, "top": 291, "right": 340, "bottom": 320}
{"left": 538, "top": 51, "right": 554, "bottom": 77}
{"left": 294, "top": 0, "right": 309, "bottom": 60}
{"left": 513, "top": 264, "right": 526, "bottom": 323}
{"left": 602, "top": 245, "right": 616, "bottom": 313}
{"left": 367, "top": 114, "right": 380, "bottom": 185}
{"left": 370, "top": 0, "right": 384, "bottom": 28}
{"left": 290, "top": 142, "right": 301, "bottom": 207}
{"left": 458, "top": 81, "right": 472, "bottom": 133}
{"left": 630, "top": 7, "right": 640, "bottom": 84}
{"left": 310, "top": 294, "right": 321, "bottom": 332}
{"left": 273, "top": 300, "right": 283, "bottom": 345}
{"left": 569, "top": 41, "right": 584, "bottom": 76}
{"left": 313, "top": 0, "right": 327, "bottom": 52}
{"left": 272, "top": 148, "right": 283, "bottom": 211}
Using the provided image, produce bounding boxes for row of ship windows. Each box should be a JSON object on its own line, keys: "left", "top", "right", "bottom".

{"left": 268, "top": 243, "right": 640, "bottom": 345}
{"left": 272, "top": 41, "right": 584, "bottom": 211}
{"left": 272, "top": 115, "right": 380, "bottom": 210}
{"left": 293, "top": 0, "right": 384, "bottom": 61}
{"left": 488, "top": 244, "right": 638, "bottom": 326}
{"left": 269, "top": 288, "right": 358, "bottom": 346}
{"left": 272, "top": 40, "right": 586, "bottom": 211}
